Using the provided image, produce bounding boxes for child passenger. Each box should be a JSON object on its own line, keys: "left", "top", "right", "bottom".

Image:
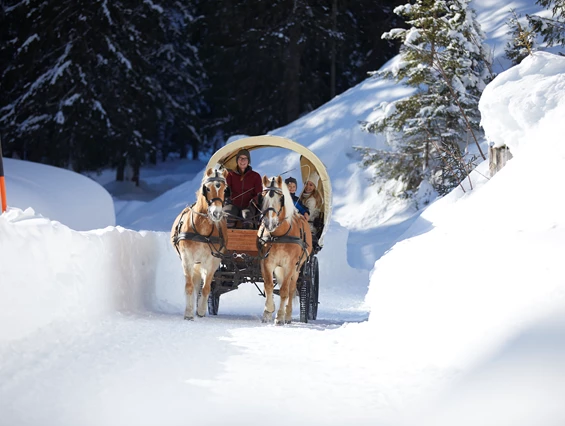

{"left": 284, "top": 176, "right": 309, "bottom": 219}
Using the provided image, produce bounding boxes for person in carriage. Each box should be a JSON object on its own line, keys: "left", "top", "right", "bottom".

{"left": 224, "top": 148, "right": 263, "bottom": 228}
{"left": 299, "top": 171, "right": 323, "bottom": 237}
{"left": 284, "top": 176, "right": 310, "bottom": 219}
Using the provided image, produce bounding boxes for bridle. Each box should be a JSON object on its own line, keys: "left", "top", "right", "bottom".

{"left": 201, "top": 174, "right": 228, "bottom": 207}
{"left": 260, "top": 178, "right": 285, "bottom": 221}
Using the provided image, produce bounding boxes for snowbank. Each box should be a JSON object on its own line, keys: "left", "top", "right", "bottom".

{"left": 0, "top": 208, "right": 179, "bottom": 342}
{"left": 365, "top": 52, "right": 565, "bottom": 370}
{"left": 4, "top": 158, "right": 115, "bottom": 230}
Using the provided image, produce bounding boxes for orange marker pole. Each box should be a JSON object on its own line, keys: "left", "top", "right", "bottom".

{"left": 0, "top": 137, "right": 7, "bottom": 213}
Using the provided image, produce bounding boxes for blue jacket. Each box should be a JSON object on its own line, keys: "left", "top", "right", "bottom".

{"left": 290, "top": 193, "right": 309, "bottom": 216}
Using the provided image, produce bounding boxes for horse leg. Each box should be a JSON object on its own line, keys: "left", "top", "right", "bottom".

{"left": 183, "top": 268, "right": 196, "bottom": 321}
{"left": 261, "top": 261, "right": 275, "bottom": 323}
{"left": 274, "top": 267, "right": 289, "bottom": 326}
{"left": 197, "top": 261, "right": 216, "bottom": 317}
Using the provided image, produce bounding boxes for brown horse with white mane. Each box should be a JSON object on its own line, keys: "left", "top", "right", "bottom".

{"left": 171, "top": 168, "right": 229, "bottom": 320}
{"left": 258, "top": 175, "right": 312, "bottom": 325}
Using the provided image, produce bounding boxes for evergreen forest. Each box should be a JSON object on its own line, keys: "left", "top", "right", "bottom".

{"left": 0, "top": 0, "right": 405, "bottom": 181}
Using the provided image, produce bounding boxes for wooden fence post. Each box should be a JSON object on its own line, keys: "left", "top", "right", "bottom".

{"left": 489, "top": 144, "right": 513, "bottom": 177}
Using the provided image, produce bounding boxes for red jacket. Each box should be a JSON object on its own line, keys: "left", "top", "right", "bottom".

{"left": 227, "top": 166, "right": 263, "bottom": 209}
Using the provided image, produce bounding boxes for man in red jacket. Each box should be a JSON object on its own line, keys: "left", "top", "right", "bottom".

{"left": 225, "top": 148, "right": 263, "bottom": 228}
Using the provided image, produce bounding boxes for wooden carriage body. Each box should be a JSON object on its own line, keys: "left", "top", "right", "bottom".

{"left": 206, "top": 135, "right": 331, "bottom": 322}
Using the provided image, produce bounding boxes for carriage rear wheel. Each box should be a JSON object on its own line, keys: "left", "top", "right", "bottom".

{"left": 208, "top": 283, "right": 220, "bottom": 315}
{"left": 299, "top": 263, "right": 310, "bottom": 323}
{"left": 308, "top": 256, "right": 319, "bottom": 320}
{"left": 300, "top": 255, "right": 319, "bottom": 323}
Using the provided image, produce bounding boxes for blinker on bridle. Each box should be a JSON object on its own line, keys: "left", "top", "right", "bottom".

{"left": 202, "top": 172, "right": 228, "bottom": 207}
{"left": 261, "top": 178, "right": 285, "bottom": 218}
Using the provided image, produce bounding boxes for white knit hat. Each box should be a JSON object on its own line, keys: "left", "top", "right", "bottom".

{"left": 306, "top": 171, "right": 320, "bottom": 187}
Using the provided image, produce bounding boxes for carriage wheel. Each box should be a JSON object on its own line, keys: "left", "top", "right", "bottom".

{"left": 208, "top": 283, "right": 220, "bottom": 315}
{"left": 308, "top": 256, "right": 319, "bottom": 320}
{"left": 299, "top": 261, "right": 311, "bottom": 323}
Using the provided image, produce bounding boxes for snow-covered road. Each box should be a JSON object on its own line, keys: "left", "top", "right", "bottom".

{"left": 0, "top": 289, "right": 447, "bottom": 426}
{"left": 0, "top": 306, "right": 368, "bottom": 424}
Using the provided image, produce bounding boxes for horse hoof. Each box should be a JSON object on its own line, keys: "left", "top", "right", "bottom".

{"left": 274, "top": 320, "right": 284, "bottom": 326}
{"left": 262, "top": 312, "right": 273, "bottom": 323}
{"left": 184, "top": 316, "right": 194, "bottom": 321}
{"left": 285, "top": 319, "right": 292, "bottom": 324}
{"left": 196, "top": 313, "right": 206, "bottom": 318}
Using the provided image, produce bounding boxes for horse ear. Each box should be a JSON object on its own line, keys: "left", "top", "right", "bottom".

{"left": 276, "top": 175, "right": 283, "bottom": 187}
{"left": 222, "top": 168, "right": 229, "bottom": 179}
{"left": 262, "top": 175, "right": 270, "bottom": 187}
{"left": 206, "top": 168, "right": 213, "bottom": 177}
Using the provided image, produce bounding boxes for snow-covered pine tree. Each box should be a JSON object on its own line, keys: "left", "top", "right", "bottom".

{"left": 360, "top": 0, "right": 492, "bottom": 197}
{"left": 0, "top": 0, "right": 206, "bottom": 180}
{"left": 505, "top": 9, "right": 536, "bottom": 65}
{"left": 527, "top": 0, "right": 565, "bottom": 47}
{"left": 146, "top": 0, "right": 208, "bottom": 162}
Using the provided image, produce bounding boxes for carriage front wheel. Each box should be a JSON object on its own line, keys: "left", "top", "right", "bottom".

{"left": 208, "top": 283, "right": 220, "bottom": 315}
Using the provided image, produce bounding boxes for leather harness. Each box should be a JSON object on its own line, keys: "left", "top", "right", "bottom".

{"left": 257, "top": 181, "right": 310, "bottom": 269}
{"left": 172, "top": 174, "right": 227, "bottom": 259}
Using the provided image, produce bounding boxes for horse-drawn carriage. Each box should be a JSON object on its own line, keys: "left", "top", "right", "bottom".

{"left": 172, "top": 135, "right": 331, "bottom": 324}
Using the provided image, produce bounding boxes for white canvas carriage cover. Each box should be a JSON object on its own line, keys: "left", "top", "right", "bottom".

{"left": 206, "top": 135, "right": 332, "bottom": 247}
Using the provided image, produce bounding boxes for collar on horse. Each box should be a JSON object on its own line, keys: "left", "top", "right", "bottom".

{"left": 257, "top": 218, "right": 310, "bottom": 270}
{"left": 172, "top": 206, "right": 226, "bottom": 259}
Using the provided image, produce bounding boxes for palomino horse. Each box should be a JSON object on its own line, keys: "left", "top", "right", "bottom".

{"left": 258, "top": 175, "right": 312, "bottom": 325}
{"left": 171, "top": 168, "right": 229, "bottom": 320}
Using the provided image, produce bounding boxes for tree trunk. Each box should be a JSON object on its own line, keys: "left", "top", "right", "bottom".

{"left": 489, "top": 145, "right": 513, "bottom": 177}
{"left": 180, "top": 140, "right": 188, "bottom": 159}
{"left": 284, "top": 22, "right": 302, "bottom": 123}
{"left": 330, "top": 0, "right": 337, "bottom": 99}
{"left": 132, "top": 159, "right": 140, "bottom": 186}
{"left": 116, "top": 158, "right": 125, "bottom": 182}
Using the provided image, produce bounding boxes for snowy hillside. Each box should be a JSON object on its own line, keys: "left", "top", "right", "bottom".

{"left": 1, "top": 1, "right": 565, "bottom": 425}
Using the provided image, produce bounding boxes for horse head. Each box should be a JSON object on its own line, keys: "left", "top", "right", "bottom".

{"left": 260, "top": 175, "right": 294, "bottom": 232}
{"left": 201, "top": 168, "right": 229, "bottom": 222}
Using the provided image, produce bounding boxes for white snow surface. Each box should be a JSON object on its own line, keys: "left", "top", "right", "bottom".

{"left": 2, "top": 2, "right": 565, "bottom": 425}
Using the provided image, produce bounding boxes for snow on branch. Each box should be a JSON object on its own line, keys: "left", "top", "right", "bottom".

{"left": 16, "top": 34, "right": 40, "bottom": 56}
{"left": 101, "top": 0, "right": 113, "bottom": 25}
{"left": 105, "top": 37, "right": 132, "bottom": 70}
{"left": 19, "top": 114, "right": 51, "bottom": 132}
{"left": 21, "top": 43, "right": 73, "bottom": 104}
{"left": 144, "top": 0, "right": 164, "bottom": 13}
